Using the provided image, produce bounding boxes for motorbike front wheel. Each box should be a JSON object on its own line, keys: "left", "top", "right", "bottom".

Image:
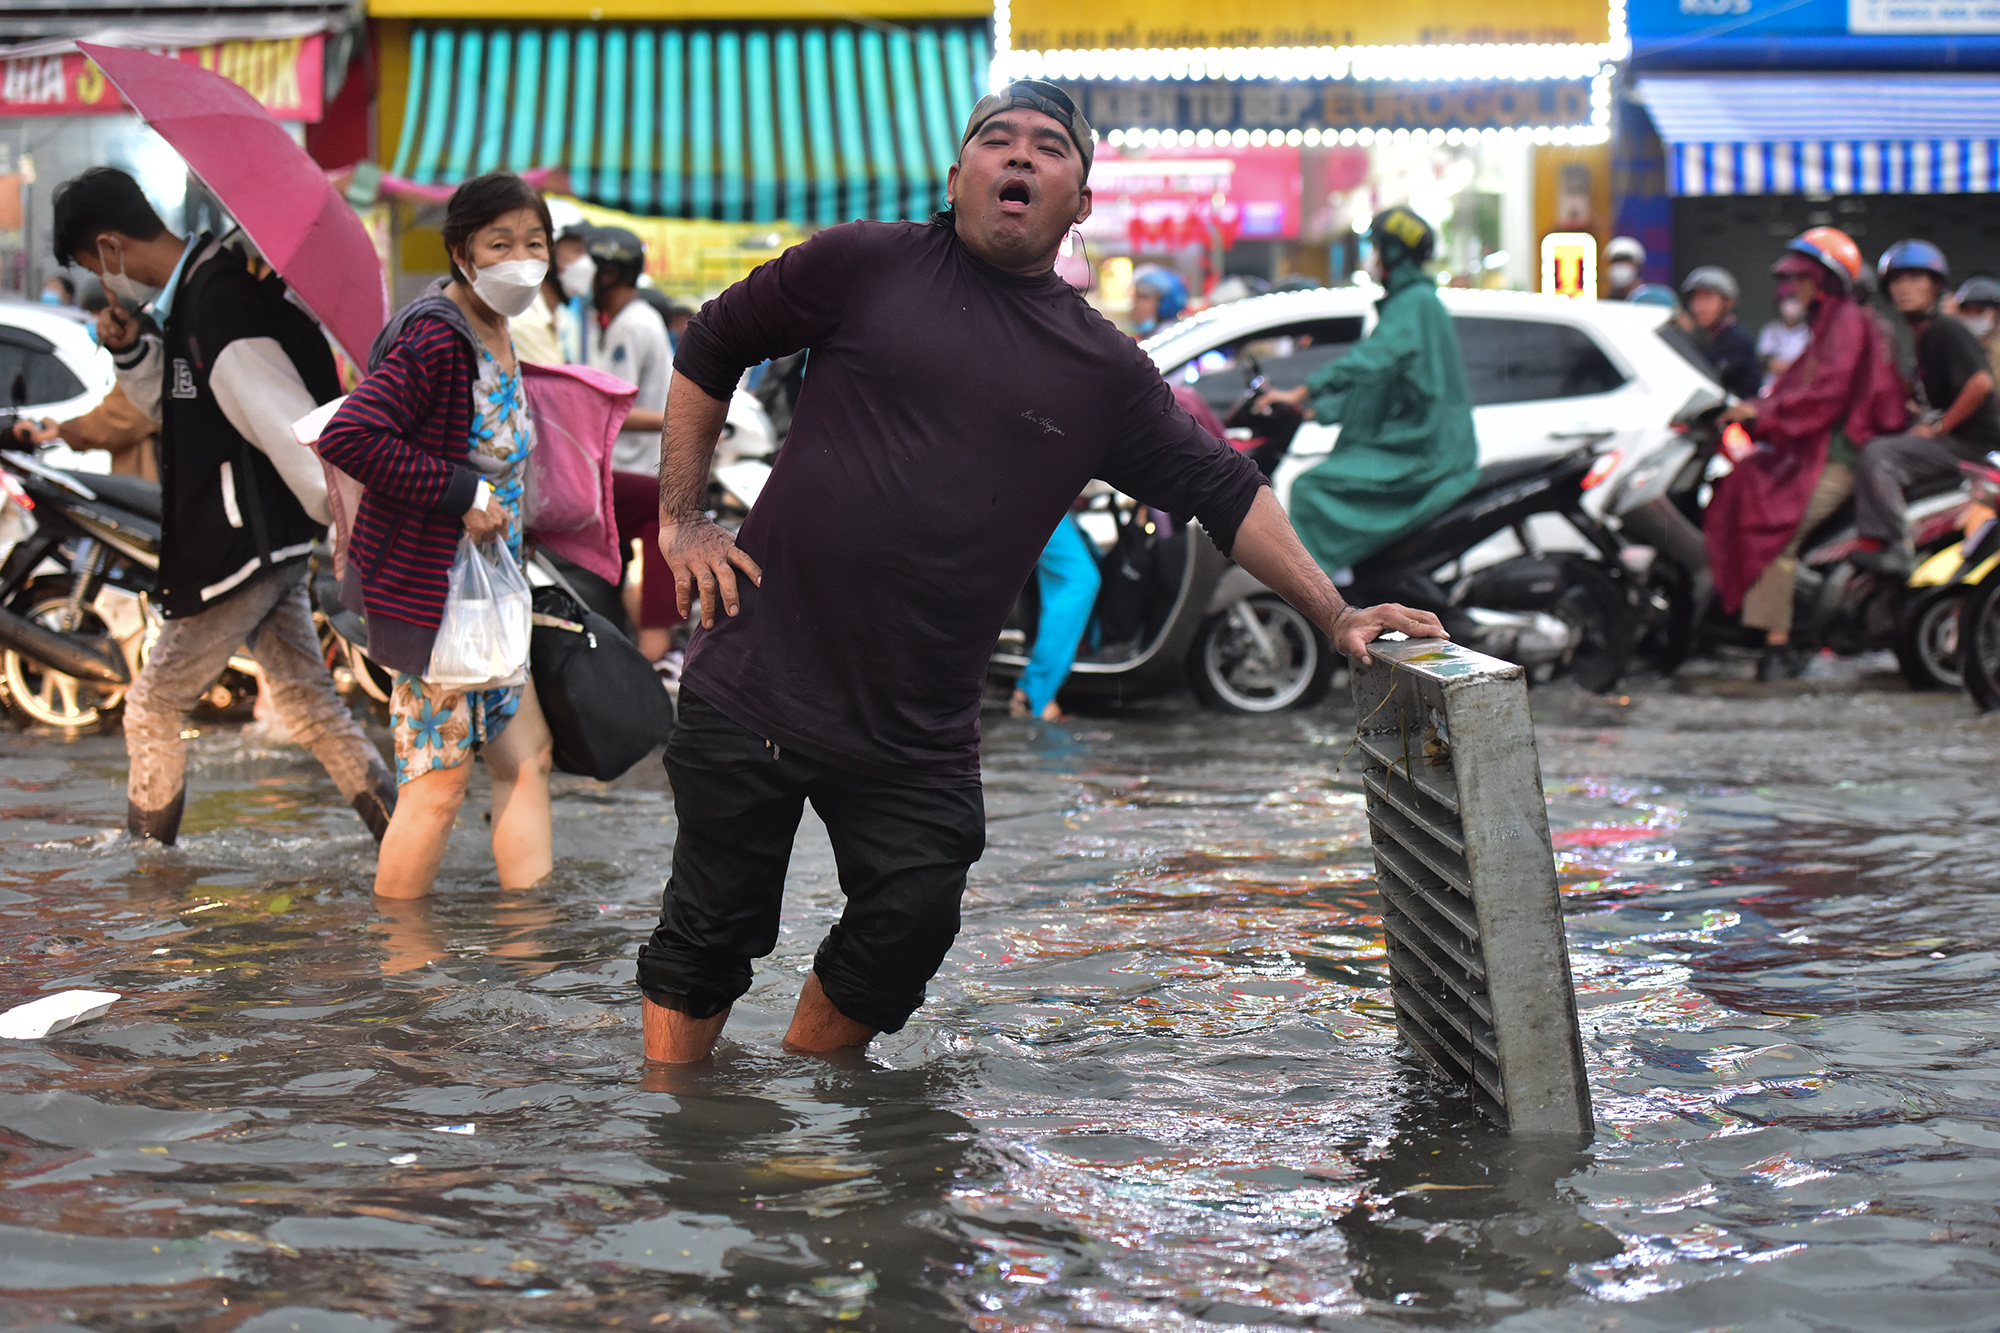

{"left": 1958, "top": 574, "right": 2000, "bottom": 712}
{"left": 1187, "top": 595, "right": 1334, "bottom": 714}
{"left": 1, "top": 577, "right": 127, "bottom": 731}
{"left": 1893, "top": 588, "right": 1966, "bottom": 692}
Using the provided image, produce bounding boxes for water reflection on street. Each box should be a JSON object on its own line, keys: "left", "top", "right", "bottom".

{"left": 4, "top": 670, "right": 2000, "bottom": 1330}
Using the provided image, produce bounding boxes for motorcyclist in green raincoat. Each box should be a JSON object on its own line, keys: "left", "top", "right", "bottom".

{"left": 1259, "top": 207, "right": 1478, "bottom": 575}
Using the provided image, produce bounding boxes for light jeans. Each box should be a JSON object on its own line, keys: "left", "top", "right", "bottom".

{"left": 123, "top": 562, "right": 393, "bottom": 844}
{"left": 1741, "top": 463, "right": 1854, "bottom": 637}
{"left": 1018, "top": 515, "right": 1101, "bottom": 716}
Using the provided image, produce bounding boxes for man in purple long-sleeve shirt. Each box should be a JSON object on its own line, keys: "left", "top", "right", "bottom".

{"left": 638, "top": 80, "right": 1446, "bottom": 1063}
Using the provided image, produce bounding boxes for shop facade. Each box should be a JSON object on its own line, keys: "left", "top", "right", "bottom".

{"left": 367, "top": 0, "right": 991, "bottom": 296}
{"left": 0, "top": 10, "right": 356, "bottom": 296}
{"left": 1001, "top": 0, "right": 1623, "bottom": 302}
{"left": 1623, "top": 0, "right": 2000, "bottom": 320}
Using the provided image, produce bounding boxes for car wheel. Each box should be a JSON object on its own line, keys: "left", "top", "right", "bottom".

{"left": 1187, "top": 595, "right": 1333, "bottom": 713}
{"left": 1893, "top": 588, "right": 1965, "bottom": 692}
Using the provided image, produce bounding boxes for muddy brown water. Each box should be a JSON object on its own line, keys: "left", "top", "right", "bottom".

{"left": 3, "top": 669, "right": 2000, "bottom": 1330}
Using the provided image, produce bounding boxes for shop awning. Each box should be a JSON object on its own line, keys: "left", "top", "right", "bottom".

{"left": 388, "top": 20, "right": 990, "bottom": 224}
{"left": 1639, "top": 74, "right": 2000, "bottom": 196}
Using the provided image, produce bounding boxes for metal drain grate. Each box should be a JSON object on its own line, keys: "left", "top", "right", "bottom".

{"left": 1350, "top": 637, "right": 1592, "bottom": 1135}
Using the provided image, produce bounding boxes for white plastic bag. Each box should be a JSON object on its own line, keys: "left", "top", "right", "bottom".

{"left": 426, "top": 536, "right": 531, "bottom": 689}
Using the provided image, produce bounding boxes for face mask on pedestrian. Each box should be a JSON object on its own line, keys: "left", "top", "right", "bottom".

{"left": 96, "top": 240, "right": 161, "bottom": 308}
{"left": 1608, "top": 260, "right": 1638, "bottom": 290}
{"left": 466, "top": 256, "right": 548, "bottom": 319}
{"left": 559, "top": 255, "right": 596, "bottom": 300}
{"left": 39, "top": 286, "right": 62, "bottom": 306}
{"left": 1966, "top": 311, "right": 1999, "bottom": 340}
{"left": 1779, "top": 297, "right": 1806, "bottom": 325}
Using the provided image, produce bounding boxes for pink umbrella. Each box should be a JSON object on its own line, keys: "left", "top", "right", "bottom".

{"left": 78, "top": 42, "right": 389, "bottom": 366}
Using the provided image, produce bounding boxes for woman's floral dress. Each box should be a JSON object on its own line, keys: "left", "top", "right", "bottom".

{"left": 389, "top": 344, "right": 536, "bottom": 784}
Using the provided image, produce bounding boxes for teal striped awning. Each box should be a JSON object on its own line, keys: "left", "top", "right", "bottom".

{"left": 389, "top": 21, "right": 992, "bottom": 224}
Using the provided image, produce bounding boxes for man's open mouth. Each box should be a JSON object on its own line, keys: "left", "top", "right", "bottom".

{"left": 998, "top": 180, "right": 1033, "bottom": 207}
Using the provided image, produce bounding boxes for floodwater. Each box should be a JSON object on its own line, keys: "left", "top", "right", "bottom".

{"left": 4, "top": 666, "right": 2000, "bottom": 1331}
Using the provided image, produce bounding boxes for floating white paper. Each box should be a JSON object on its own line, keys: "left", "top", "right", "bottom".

{"left": 0, "top": 990, "right": 120, "bottom": 1040}
{"left": 389, "top": 1153, "right": 418, "bottom": 1165}
{"left": 429, "top": 1123, "right": 475, "bottom": 1135}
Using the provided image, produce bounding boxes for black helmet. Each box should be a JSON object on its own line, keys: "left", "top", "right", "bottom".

{"left": 586, "top": 226, "right": 646, "bottom": 286}
{"left": 1956, "top": 275, "right": 2000, "bottom": 309}
{"left": 1370, "top": 205, "right": 1435, "bottom": 267}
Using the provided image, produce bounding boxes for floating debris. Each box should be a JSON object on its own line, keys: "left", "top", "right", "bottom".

{"left": 0, "top": 990, "right": 120, "bottom": 1040}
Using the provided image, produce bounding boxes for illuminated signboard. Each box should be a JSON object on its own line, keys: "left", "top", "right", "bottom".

{"left": 1541, "top": 231, "right": 1597, "bottom": 298}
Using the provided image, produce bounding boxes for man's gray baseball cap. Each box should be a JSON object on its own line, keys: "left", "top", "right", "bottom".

{"left": 960, "top": 79, "right": 1094, "bottom": 176}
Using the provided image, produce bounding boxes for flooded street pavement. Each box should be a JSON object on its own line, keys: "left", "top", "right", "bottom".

{"left": 5, "top": 667, "right": 2000, "bottom": 1332}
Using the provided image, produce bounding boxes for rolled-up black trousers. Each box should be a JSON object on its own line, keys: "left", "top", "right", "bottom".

{"left": 636, "top": 689, "right": 986, "bottom": 1033}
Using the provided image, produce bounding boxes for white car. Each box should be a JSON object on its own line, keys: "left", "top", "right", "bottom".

{"left": 0, "top": 299, "right": 115, "bottom": 473}
{"left": 1141, "top": 287, "right": 1723, "bottom": 560}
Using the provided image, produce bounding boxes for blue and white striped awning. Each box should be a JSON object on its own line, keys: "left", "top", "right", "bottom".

{"left": 1638, "top": 74, "right": 2000, "bottom": 197}
{"left": 389, "top": 21, "right": 990, "bottom": 224}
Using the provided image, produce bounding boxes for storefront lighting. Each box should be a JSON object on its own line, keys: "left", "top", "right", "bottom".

{"left": 996, "top": 41, "right": 1614, "bottom": 86}
{"left": 1285, "top": 129, "right": 1304, "bottom": 146}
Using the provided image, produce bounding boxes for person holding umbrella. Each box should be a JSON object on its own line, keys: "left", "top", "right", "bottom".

{"left": 50, "top": 166, "right": 396, "bottom": 845}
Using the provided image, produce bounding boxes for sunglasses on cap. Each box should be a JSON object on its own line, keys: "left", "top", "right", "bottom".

{"left": 961, "top": 80, "right": 1093, "bottom": 172}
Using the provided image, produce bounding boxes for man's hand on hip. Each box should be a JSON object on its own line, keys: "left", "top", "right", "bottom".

{"left": 660, "top": 516, "right": 763, "bottom": 626}
{"left": 1330, "top": 602, "right": 1448, "bottom": 667}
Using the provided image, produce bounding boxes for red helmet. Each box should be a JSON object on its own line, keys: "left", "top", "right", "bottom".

{"left": 1777, "top": 226, "right": 1864, "bottom": 292}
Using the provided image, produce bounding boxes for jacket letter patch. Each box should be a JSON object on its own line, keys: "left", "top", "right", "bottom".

{"left": 170, "top": 359, "right": 198, "bottom": 399}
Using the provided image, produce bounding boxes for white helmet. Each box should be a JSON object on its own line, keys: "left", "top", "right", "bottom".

{"left": 1606, "top": 236, "right": 1646, "bottom": 266}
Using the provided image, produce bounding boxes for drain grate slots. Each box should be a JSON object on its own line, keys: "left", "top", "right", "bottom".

{"left": 1350, "top": 638, "right": 1593, "bottom": 1135}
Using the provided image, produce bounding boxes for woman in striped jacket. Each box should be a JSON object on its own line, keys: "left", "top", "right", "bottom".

{"left": 319, "top": 173, "right": 557, "bottom": 900}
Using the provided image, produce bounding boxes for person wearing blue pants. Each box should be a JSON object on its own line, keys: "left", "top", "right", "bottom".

{"left": 1011, "top": 513, "right": 1100, "bottom": 721}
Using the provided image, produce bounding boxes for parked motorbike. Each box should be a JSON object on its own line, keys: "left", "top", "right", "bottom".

{"left": 0, "top": 440, "right": 265, "bottom": 729}
{"left": 1602, "top": 404, "right": 1970, "bottom": 674}
{"left": 1893, "top": 456, "right": 2000, "bottom": 692}
{"left": 990, "top": 369, "right": 1644, "bottom": 714}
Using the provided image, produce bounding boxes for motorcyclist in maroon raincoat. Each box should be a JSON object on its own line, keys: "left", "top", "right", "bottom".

{"left": 1706, "top": 227, "right": 1907, "bottom": 681}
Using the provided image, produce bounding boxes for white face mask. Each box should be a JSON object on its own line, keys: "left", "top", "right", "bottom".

{"left": 469, "top": 257, "right": 548, "bottom": 319}
{"left": 559, "top": 255, "right": 597, "bottom": 300}
{"left": 1779, "top": 297, "right": 1807, "bottom": 324}
{"left": 1966, "top": 312, "right": 1998, "bottom": 340}
{"left": 1608, "top": 261, "right": 1638, "bottom": 290}
{"left": 98, "top": 240, "right": 161, "bottom": 308}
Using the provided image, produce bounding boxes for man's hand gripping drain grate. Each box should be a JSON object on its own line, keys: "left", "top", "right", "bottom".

{"left": 1346, "top": 637, "right": 1594, "bottom": 1135}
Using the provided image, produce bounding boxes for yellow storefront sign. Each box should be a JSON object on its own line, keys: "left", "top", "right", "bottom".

{"left": 1541, "top": 232, "right": 1597, "bottom": 301}
{"left": 562, "top": 196, "right": 804, "bottom": 299}
{"left": 1007, "top": 0, "right": 1608, "bottom": 51}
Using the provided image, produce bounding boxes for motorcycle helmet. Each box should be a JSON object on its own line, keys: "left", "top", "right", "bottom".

{"left": 1370, "top": 205, "right": 1437, "bottom": 266}
{"left": 1606, "top": 235, "right": 1646, "bottom": 266}
{"left": 1779, "top": 226, "right": 1863, "bottom": 293}
{"left": 1957, "top": 275, "right": 2000, "bottom": 309}
{"left": 1680, "top": 265, "right": 1739, "bottom": 301}
{"left": 1130, "top": 266, "right": 1189, "bottom": 331}
{"left": 1878, "top": 237, "right": 1950, "bottom": 284}
{"left": 1628, "top": 283, "right": 1681, "bottom": 310}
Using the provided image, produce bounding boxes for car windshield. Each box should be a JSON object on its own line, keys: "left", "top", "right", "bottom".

{"left": 1652, "top": 319, "right": 1724, "bottom": 389}
{"left": 1164, "top": 317, "right": 1365, "bottom": 418}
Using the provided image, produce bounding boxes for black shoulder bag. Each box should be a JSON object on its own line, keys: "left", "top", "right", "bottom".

{"left": 527, "top": 555, "right": 676, "bottom": 780}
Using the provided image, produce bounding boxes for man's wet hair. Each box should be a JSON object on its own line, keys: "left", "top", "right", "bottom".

{"left": 51, "top": 167, "right": 165, "bottom": 266}
{"left": 441, "top": 172, "right": 553, "bottom": 283}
